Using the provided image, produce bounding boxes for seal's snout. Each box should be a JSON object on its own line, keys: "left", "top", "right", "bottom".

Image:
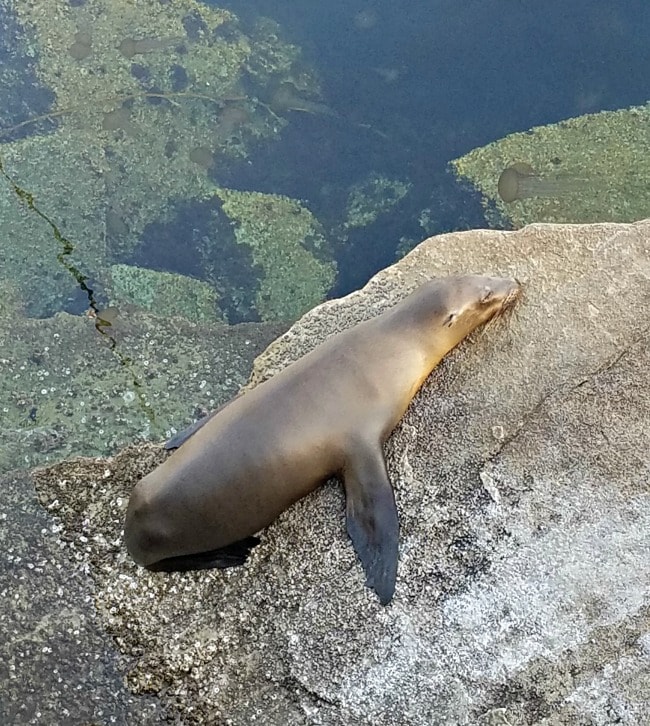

{"left": 484, "top": 277, "right": 521, "bottom": 308}
{"left": 479, "top": 278, "right": 521, "bottom": 332}
{"left": 501, "top": 280, "right": 522, "bottom": 309}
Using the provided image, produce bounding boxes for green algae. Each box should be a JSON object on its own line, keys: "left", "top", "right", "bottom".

{"left": 1, "top": 0, "right": 322, "bottom": 318}
{"left": 451, "top": 104, "right": 650, "bottom": 227}
{"left": 0, "top": 133, "right": 109, "bottom": 316}
{"left": 108, "top": 264, "right": 224, "bottom": 324}
{"left": 215, "top": 188, "right": 336, "bottom": 321}
{"left": 244, "top": 17, "right": 310, "bottom": 87}
{"left": 342, "top": 173, "right": 412, "bottom": 230}
{"left": 8, "top": 0, "right": 253, "bottom": 265}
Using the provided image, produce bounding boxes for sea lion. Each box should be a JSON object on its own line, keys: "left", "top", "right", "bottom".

{"left": 124, "top": 275, "right": 520, "bottom": 604}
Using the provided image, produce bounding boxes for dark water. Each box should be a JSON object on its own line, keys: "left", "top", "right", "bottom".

{"left": 2, "top": 0, "right": 648, "bottom": 311}
{"left": 212, "top": 0, "right": 650, "bottom": 291}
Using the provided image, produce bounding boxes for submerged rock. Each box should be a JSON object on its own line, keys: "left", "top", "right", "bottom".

{"left": 214, "top": 187, "right": 336, "bottom": 322}
{"left": 452, "top": 104, "right": 650, "bottom": 227}
{"left": 107, "top": 263, "right": 224, "bottom": 324}
{"left": 0, "top": 0, "right": 320, "bottom": 317}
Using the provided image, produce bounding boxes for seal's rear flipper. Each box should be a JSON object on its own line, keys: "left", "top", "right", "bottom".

{"left": 165, "top": 393, "right": 243, "bottom": 450}
{"left": 343, "top": 442, "right": 399, "bottom": 605}
{"left": 164, "top": 414, "right": 214, "bottom": 450}
{"left": 146, "top": 536, "right": 261, "bottom": 572}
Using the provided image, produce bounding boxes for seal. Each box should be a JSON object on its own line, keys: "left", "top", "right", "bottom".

{"left": 124, "top": 275, "right": 520, "bottom": 604}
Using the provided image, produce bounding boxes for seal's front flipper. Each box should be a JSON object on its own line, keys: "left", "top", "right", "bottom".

{"left": 146, "top": 536, "right": 261, "bottom": 572}
{"left": 343, "top": 442, "right": 399, "bottom": 605}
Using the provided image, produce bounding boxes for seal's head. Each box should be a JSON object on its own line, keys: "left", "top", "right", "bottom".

{"left": 398, "top": 275, "right": 520, "bottom": 357}
{"left": 447, "top": 272, "right": 518, "bottom": 316}
{"left": 435, "top": 275, "right": 520, "bottom": 347}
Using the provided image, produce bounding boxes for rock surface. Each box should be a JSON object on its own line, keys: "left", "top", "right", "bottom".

{"left": 0, "top": 315, "right": 285, "bottom": 724}
{"left": 0, "top": 469, "right": 167, "bottom": 724}
{"left": 7, "top": 220, "right": 650, "bottom": 724}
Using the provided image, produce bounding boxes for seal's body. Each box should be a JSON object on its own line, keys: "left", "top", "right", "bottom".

{"left": 124, "top": 276, "right": 520, "bottom": 604}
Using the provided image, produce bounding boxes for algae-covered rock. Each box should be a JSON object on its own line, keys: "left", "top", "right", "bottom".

{"left": 452, "top": 104, "right": 650, "bottom": 227}
{"left": 5, "top": 0, "right": 254, "bottom": 262}
{"left": 0, "top": 306, "right": 286, "bottom": 473}
{"left": 215, "top": 188, "right": 337, "bottom": 321}
{"left": 342, "top": 173, "right": 412, "bottom": 231}
{"left": 244, "top": 16, "right": 311, "bottom": 88}
{"left": 108, "top": 264, "right": 224, "bottom": 324}
{"left": 0, "top": 130, "right": 110, "bottom": 316}
{"left": 0, "top": 0, "right": 320, "bottom": 318}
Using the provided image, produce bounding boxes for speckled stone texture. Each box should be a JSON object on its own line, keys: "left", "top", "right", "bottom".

{"left": 0, "top": 468, "right": 167, "bottom": 724}
{"left": 10, "top": 220, "right": 650, "bottom": 724}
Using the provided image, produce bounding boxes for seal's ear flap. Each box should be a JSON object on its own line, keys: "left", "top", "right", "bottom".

{"left": 343, "top": 442, "right": 399, "bottom": 605}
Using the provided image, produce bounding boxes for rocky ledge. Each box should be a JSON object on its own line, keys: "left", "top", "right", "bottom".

{"left": 3, "top": 219, "right": 649, "bottom": 725}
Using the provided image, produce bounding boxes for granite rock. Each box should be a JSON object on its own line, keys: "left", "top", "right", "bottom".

{"left": 7, "top": 220, "right": 650, "bottom": 724}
